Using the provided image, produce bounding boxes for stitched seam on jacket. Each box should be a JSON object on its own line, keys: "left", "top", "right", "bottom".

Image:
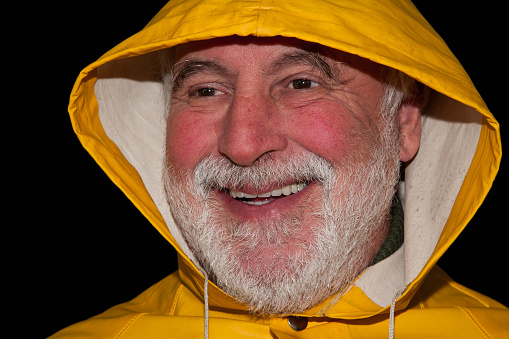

{"left": 115, "top": 313, "right": 146, "bottom": 339}
{"left": 331, "top": 322, "right": 341, "bottom": 337}
{"left": 169, "top": 284, "right": 185, "bottom": 315}
{"left": 255, "top": 0, "right": 263, "bottom": 35}
{"left": 144, "top": 8, "right": 262, "bottom": 43}
{"left": 455, "top": 307, "right": 492, "bottom": 339}
{"left": 415, "top": 287, "right": 426, "bottom": 309}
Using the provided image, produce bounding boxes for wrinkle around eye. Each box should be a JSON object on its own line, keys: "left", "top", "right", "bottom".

{"left": 189, "top": 81, "right": 231, "bottom": 96}
{"left": 183, "top": 85, "right": 233, "bottom": 108}
{"left": 273, "top": 78, "right": 348, "bottom": 109}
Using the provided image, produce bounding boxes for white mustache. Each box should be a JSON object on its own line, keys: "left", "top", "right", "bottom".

{"left": 193, "top": 152, "right": 334, "bottom": 194}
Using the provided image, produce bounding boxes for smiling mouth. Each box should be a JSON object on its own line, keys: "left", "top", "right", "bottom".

{"left": 228, "top": 182, "right": 308, "bottom": 205}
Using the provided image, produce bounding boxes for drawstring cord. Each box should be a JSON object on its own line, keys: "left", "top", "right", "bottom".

{"left": 389, "top": 286, "right": 406, "bottom": 339}
{"left": 203, "top": 272, "right": 209, "bottom": 339}
{"left": 202, "top": 273, "right": 404, "bottom": 339}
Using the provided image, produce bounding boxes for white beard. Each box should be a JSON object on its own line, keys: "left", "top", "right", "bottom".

{"left": 163, "top": 121, "right": 400, "bottom": 315}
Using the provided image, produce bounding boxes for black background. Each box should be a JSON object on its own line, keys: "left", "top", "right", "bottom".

{"left": 12, "top": 1, "right": 506, "bottom": 338}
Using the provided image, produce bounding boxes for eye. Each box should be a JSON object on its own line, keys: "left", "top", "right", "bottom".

{"left": 195, "top": 88, "right": 218, "bottom": 96}
{"left": 291, "top": 79, "right": 317, "bottom": 90}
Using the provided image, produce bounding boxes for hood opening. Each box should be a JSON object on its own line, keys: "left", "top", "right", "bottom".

{"left": 94, "top": 49, "right": 482, "bottom": 312}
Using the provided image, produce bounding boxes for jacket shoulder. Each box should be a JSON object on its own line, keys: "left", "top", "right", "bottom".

{"left": 404, "top": 266, "right": 509, "bottom": 337}
{"left": 410, "top": 266, "right": 507, "bottom": 309}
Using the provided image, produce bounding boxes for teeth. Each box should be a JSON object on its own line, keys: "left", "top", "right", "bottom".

{"left": 272, "top": 188, "right": 282, "bottom": 196}
{"left": 229, "top": 182, "right": 307, "bottom": 200}
{"left": 281, "top": 185, "right": 292, "bottom": 196}
{"left": 291, "top": 184, "right": 298, "bottom": 194}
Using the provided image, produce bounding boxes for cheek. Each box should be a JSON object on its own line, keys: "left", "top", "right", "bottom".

{"left": 165, "top": 110, "right": 218, "bottom": 170}
{"left": 286, "top": 103, "right": 374, "bottom": 164}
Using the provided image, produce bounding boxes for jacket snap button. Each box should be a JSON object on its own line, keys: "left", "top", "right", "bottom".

{"left": 287, "top": 316, "right": 308, "bottom": 331}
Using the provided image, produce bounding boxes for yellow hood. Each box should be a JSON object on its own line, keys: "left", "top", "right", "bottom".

{"left": 68, "top": 0, "right": 500, "bottom": 321}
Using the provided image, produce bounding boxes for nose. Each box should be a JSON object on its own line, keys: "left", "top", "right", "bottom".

{"left": 218, "top": 92, "right": 287, "bottom": 166}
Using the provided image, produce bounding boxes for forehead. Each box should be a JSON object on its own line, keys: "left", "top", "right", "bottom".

{"left": 174, "top": 36, "right": 327, "bottom": 59}
{"left": 173, "top": 36, "right": 382, "bottom": 78}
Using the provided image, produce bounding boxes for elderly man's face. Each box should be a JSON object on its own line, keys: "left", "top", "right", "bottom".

{"left": 164, "top": 36, "right": 414, "bottom": 314}
{"left": 167, "top": 36, "right": 387, "bottom": 170}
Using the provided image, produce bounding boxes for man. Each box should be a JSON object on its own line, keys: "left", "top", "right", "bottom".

{"left": 52, "top": 0, "right": 508, "bottom": 337}
{"left": 162, "top": 35, "right": 422, "bottom": 316}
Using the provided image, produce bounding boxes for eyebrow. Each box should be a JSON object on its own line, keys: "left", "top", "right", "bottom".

{"left": 267, "top": 49, "right": 336, "bottom": 80}
{"left": 169, "top": 48, "right": 338, "bottom": 92}
{"left": 170, "top": 60, "right": 231, "bottom": 93}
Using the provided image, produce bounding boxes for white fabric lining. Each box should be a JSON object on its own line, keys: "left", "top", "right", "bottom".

{"left": 95, "top": 52, "right": 201, "bottom": 269}
{"left": 354, "top": 90, "right": 481, "bottom": 306}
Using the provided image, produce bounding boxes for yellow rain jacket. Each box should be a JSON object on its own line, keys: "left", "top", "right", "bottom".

{"left": 52, "top": 0, "right": 508, "bottom": 337}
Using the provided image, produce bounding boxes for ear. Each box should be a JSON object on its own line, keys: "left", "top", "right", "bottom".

{"left": 398, "top": 101, "right": 421, "bottom": 162}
